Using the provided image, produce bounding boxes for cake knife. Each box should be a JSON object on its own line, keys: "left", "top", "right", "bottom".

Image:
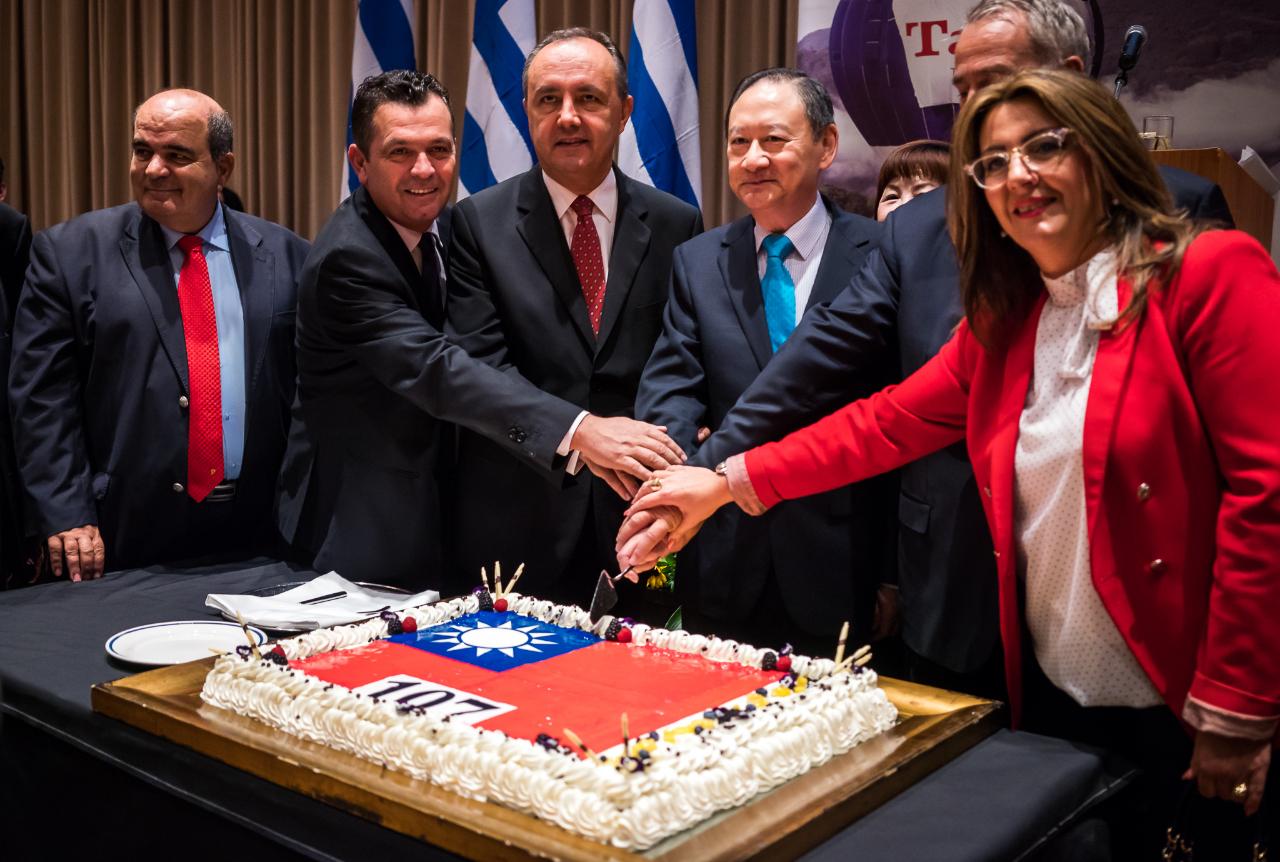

{"left": 588, "top": 567, "right": 633, "bottom": 621}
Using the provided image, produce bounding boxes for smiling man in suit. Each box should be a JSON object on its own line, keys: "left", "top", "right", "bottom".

{"left": 447, "top": 29, "right": 702, "bottom": 603}
{"left": 636, "top": 69, "right": 891, "bottom": 653}
{"left": 8, "top": 89, "right": 309, "bottom": 580}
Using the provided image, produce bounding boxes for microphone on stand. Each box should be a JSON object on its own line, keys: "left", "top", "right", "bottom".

{"left": 1113, "top": 24, "right": 1148, "bottom": 98}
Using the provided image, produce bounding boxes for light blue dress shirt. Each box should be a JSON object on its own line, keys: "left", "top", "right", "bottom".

{"left": 161, "top": 204, "right": 246, "bottom": 480}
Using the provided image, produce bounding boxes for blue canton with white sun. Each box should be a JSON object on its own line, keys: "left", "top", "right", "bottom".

{"left": 388, "top": 611, "right": 601, "bottom": 672}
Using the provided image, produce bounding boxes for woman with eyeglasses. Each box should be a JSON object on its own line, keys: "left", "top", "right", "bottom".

{"left": 617, "top": 69, "right": 1278, "bottom": 853}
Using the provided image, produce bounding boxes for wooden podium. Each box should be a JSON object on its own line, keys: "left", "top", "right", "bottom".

{"left": 1151, "top": 148, "right": 1275, "bottom": 250}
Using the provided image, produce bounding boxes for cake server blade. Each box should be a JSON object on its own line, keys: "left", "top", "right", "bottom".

{"left": 588, "top": 569, "right": 621, "bottom": 621}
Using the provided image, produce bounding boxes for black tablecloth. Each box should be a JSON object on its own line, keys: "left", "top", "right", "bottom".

{"left": 0, "top": 560, "right": 1125, "bottom": 861}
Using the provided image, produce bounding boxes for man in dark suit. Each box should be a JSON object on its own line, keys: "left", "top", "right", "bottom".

{"left": 627, "top": 0, "right": 1233, "bottom": 696}
{"left": 448, "top": 29, "right": 703, "bottom": 603}
{"left": 636, "top": 69, "right": 889, "bottom": 654}
{"left": 8, "top": 89, "right": 308, "bottom": 579}
{"left": 0, "top": 157, "right": 31, "bottom": 323}
{"left": 0, "top": 157, "right": 29, "bottom": 583}
{"left": 278, "top": 70, "right": 622, "bottom": 590}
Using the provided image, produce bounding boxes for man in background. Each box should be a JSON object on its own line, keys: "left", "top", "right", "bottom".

{"left": 0, "top": 156, "right": 29, "bottom": 584}
{"left": 9, "top": 89, "right": 309, "bottom": 579}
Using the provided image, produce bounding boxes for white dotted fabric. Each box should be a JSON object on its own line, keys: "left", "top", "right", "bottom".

{"left": 1015, "top": 249, "right": 1162, "bottom": 708}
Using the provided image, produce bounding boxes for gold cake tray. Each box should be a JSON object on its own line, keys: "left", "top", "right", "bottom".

{"left": 92, "top": 659, "right": 1000, "bottom": 861}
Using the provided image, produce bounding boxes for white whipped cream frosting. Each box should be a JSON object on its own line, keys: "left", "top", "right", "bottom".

{"left": 202, "top": 593, "right": 897, "bottom": 850}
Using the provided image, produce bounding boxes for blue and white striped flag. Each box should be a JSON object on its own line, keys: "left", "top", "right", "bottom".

{"left": 457, "top": 0, "right": 536, "bottom": 200}
{"left": 343, "top": 0, "right": 418, "bottom": 200}
{"left": 618, "top": 0, "right": 702, "bottom": 209}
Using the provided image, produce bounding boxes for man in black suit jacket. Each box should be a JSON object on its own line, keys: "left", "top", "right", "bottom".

{"left": 448, "top": 29, "right": 702, "bottom": 603}
{"left": 0, "top": 160, "right": 28, "bottom": 582}
{"left": 8, "top": 89, "right": 308, "bottom": 580}
{"left": 631, "top": 0, "right": 1233, "bottom": 696}
{"left": 637, "top": 69, "right": 890, "bottom": 653}
{"left": 278, "top": 71, "right": 603, "bottom": 590}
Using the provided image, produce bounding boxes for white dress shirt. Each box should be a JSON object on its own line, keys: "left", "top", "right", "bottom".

{"left": 542, "top": 171, "right": 620, "bottom": 464}
{"left": 1015, "top": 247, "right": 1162, "bottom": 708}
{"left": 388, "top": 218, "right": 444, "bottom": 284}
{"left": 542, "top": 169, "right": 618, "bottom": 283}
{"left": 751, "top": 195, "right": 831, "bottom": 321}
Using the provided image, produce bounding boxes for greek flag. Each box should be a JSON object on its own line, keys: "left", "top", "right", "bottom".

{"left": 344, "top": 0, "right": 418, "bottom": 199}
{"left": 457, "top": 0, "right": 536, "bottom": 200}
{"left": 618, "top": 0, "right": 702, "bottom": 209}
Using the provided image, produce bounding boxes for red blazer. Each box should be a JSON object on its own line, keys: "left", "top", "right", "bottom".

{"left": 745, "top": 231, "right": 1280, "bottom": 727}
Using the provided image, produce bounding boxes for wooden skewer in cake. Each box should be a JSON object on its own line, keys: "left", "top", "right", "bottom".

{"left": 503, "top": 563, "right": 526, "bottom": 597}
{"left": 493, "top": 561, "right": 505, "bottom": 596}
{"left": 833, "top": 620, "right": 849, "bottom": 667}
{"left": 835, "top": 643, "right": 872, "bottom": 673}
{"left": 235, "top": 611, "right": 262, "bottom": 660}
{"left": 561, "top": 727, "right": 595, "bottom": 759}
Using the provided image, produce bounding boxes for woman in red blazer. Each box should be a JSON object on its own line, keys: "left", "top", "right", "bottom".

{"left": 619, "top": 70, "right": 1278, "bottom": 845}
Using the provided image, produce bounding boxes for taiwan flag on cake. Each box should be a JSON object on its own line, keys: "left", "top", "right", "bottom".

{"left": 294, "top": 612, "right": 782, "bottom": 754}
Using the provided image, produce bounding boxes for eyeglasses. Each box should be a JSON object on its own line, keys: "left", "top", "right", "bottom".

{"left": 964, "top": 128, "right": 1073, "bottom": 190}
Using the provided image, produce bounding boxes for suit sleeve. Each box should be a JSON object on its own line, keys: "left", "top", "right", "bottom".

{"left": 2, "top": 212, "right": 31, "bottom": 324}
{"left": 7, "top": 230, "right": 98, "bottom": 536}
{"left": 635, "top": 245, "right": 705, "bottom": 454}
{"left": 693, "top": 244, "right": 900, "bottom": 467}
{"left": 313, "top": 243, "right": 580, "bottom": 470}
{"left": 743, "top": 325, "right": 974, "bottom": 510}
{"left": 444, "top": 199, "right": 521, "bottom": 374}
{"left": 1174, "top": 231, "right": 1280, "bottom": 720}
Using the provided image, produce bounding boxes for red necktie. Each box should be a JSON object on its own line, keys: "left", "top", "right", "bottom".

{"left": 569, "top": 195, "right": 606, "bottom": 335}
{"left": 176, "top": 235, "right": 224, "bottom": 502}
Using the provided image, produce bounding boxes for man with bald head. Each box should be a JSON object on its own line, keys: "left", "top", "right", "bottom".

{"left": 8, "top": 88, "right": 308, "bottom": 579}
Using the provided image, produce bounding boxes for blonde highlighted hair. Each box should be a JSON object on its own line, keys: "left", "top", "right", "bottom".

{"left": 947, "top": 69, "right": 1201, "bottom": 344}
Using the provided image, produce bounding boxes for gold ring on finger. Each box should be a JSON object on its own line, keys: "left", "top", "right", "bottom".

{"left": 648, "top": 478, "right": 662, "bottom": 490}
{"left": 1233, "top": 782, "right": 1248, "bottom": 800}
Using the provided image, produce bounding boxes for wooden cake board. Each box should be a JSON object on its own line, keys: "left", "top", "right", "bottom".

{"left": 93, "top": 659, "right": 1000, "bottom": 861}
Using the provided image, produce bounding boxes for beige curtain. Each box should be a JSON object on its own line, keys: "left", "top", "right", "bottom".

{"left": 0, "top": 0, "right": 797, "bottom": 237}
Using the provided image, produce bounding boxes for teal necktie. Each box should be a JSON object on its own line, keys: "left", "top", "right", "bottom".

{"left": 761, "top": 233, "right": 797, "bottom": 353}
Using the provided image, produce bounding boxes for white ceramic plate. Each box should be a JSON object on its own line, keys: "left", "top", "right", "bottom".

{"left": 105, "top": 620, "right": 267, "bottom": 667}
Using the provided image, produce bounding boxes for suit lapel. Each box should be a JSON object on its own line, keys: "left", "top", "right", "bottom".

{"left": 987, "top": 295, "right": 1046, "bottom": 555}
{"left": 352, "top": 186, "right": 424, "bottom": 310}
{"left": 808, "top": 203, "right": 876, "bottom": 309}
{"left": 1082, "top": 276, "right": 1141, "bottom": 533}
{"left": 719, "top": 217, "right": 772, "bottom": 369}
{"left": 121, "top": 207, "right": 189, "bottom": 391}
{"left": 514, "top": 169, "right": 596, "bottom": 348}
{"left": 596, "top": 170, "right": 651, "bottom": 351}
{"left": 225, "top": 207, "right": 273, "bottom": 408}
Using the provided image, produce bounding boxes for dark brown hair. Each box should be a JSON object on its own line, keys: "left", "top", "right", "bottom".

{"left": 351, "top": 70, "right": 452, "bottom": 155}
{"left": 948, "top": 69, "right": 1199, "bottom": 344}
{"left": 875, "top": 139, "right": 950, "bottom": 204}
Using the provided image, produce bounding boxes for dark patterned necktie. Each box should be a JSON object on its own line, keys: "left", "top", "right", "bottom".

{"left": 569, "top": 195, "right": 605, "bottom": 334}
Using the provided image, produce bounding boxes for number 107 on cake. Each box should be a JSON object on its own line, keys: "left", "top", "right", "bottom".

{"left": 353, "top": 676, "right": 516, "bottom": 725}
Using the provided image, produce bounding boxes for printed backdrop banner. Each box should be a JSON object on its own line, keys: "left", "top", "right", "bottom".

{"left": 798, "top": 0, "right": 1280, "bottom": 214}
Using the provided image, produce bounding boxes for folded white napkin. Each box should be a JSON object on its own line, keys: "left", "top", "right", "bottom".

{"left": 206, "top": 571, "right": 439, "bottom": 630}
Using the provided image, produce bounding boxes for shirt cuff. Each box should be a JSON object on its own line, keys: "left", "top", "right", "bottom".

{"left": 725, "top": 454, "right": 768, "bottom": 516}
{"left": 1183, "top": 695, "right": 1279, "bottom": 741}
{"left": 558, "top": 411, "right": 590, "bottom": 475}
